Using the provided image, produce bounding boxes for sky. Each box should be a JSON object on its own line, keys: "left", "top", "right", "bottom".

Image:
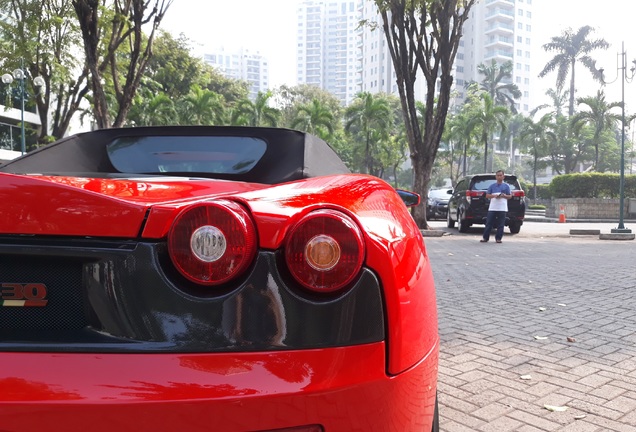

{"left": 160, "top": 0, "right": 636, "bottom": 111}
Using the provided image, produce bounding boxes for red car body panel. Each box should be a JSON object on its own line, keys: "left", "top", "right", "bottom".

{"left": 0, "top": 172, "right": 438, "bottom": 375}
{"left": 0, "top": 173, "right": 267, "bottom": 237}
{"left": 0, "top": 342, "right": 438, "bottom": 432}
{"left": 0, "top": 127, "right": 439, "bottom": 430}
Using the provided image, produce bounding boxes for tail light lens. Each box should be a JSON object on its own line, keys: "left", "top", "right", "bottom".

{"left": 512, "top": 190, "right": 525, "bottom": 197}
{"left": 168, "top": 200, "right": 257, "bottom": 285}
{"left": 466, "top": 190, "right": 484, "bottom": 202}
{"left": 285, "top": 209, "right": 364, "bottom": 293}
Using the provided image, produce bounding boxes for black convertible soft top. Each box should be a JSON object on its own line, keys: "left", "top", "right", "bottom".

{"left": 0, "top": 126, "right": 350, "bottom": 184}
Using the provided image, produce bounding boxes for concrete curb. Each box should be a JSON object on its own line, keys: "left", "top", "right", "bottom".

{"left": 420, "top": 229, "right": 446, "bottom": 237}
{"left": 599, "top": 233, "right": 636, "bottom": 240}
{"left": 569, "top": 229, "right": 601, "bottom": 235}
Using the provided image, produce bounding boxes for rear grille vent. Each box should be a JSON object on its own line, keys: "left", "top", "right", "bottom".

{"left": 0, "top": 256, "right": 86, "bottom": 332}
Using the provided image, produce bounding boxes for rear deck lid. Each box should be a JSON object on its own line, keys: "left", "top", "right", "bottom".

{"left": 0, "top": 173, "right": 264, "bottom": 237}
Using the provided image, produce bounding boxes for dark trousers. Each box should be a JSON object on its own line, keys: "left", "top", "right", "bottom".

{"left": 483, "top": 211, "right": 506, "bottom": 241}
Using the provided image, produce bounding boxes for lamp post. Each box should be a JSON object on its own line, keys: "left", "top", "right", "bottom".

{"left": 601, "top": 41, "right": 634, "bottom": 234}
{"left": 1, "top": 59, "right": 45, "bottom": 155}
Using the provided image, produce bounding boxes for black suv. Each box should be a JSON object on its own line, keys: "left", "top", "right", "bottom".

{"left": 447, "top": 173, "right": 526, "bottom": 234}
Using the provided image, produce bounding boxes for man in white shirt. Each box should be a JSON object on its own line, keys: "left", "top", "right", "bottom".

{"left": 480, "top": 170, "right": 511, "bottom": 243}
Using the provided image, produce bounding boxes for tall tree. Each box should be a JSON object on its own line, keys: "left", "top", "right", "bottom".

{"left": 446, "top": 111, "right": 471, "bottom": 179}
{"left": 231, "top": 90, "right": 280, "bottom": 127}
{"left": 520, "top": 114, "right": 555, "bottom": 202}
{"left": 178, "top": 85, "right": 223, "bottom": 125}
{"left": 143, "top": 30, "right": 207, "bottom": 99}
{"left": 539, "top": 25, "right": 609, "bottom": 117}
{"left": 476, "top": 59, "right": 521, "bottom": 113}
{"left": 572, "top": 90, "right": 621, "bottom": 171}
{"left": 290, "top": 99, "right": 335, "bottom": 140}
{"left": 345, "top": 92, "right": 391, "bottom": 175}
{"left": 372, "top": 0, "right": 476, "bottom": 228}
{"left": 275, "top": 84, "right": 343, "bottom": 129}
{"left": 467, "top": 93, "right": 509, "bottom": 172}
{"left": 546, "top": 114, "right": 590, "bottom": 174}
{"left": 127, "top": 90, "right": 176, "bottom": 126}
{"left": 72, "top": 0, "right": 172, "bottom": 129}
{"left": 0, "top": 0, "right": 90, "bottom": 142}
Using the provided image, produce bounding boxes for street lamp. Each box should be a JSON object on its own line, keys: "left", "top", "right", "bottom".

{"left": 600, "top": 41, "right": 634, "bottom": 234}
{"left": 1, "top": 59, "right": 45, "bottom": 155}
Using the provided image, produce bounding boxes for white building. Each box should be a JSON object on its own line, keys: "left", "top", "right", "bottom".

{"left": 357, "top": 1, "right": 429, "bottom": 102}
{"left": 452, "top": 0, "right": 535, "bottom": 115}
{"left": 203, "top": 47, "right": 270, "bottom": 100}
{"left": 296, "top": 0, "right": 362, "bottom": 105}
{"left": 0, "top": 71, "right": 42, "bottom": 153}
{"left": 297, "top": 0, "right": 536, "bottom": 110}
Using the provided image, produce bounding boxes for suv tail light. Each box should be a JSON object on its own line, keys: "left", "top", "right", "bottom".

{"left": 466, "top": 190, "right": 484, "bottom": 203}
{"left": 168, "top": 200, "right": 257, "bottom": 285}
{"left": 285, "top": 209, "right": 364, "bottom": 293}
{"left": 512, "top": 190, "right": 525, "bottom": 197}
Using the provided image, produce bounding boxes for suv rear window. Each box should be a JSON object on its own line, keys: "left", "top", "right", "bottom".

{"left": 471, "top": 177, "right": 520, "bottom": 191}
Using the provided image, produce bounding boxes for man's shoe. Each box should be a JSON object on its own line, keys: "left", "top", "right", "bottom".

{"left": 480, "top": 239, "right": 488, "bottom": 243}
{"left": 496, "top": 240, "right": 502, "bottom": 243}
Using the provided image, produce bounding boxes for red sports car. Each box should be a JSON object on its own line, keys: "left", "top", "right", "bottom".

{"left": 0, "top": 126, "right": 439, "bottom": 432}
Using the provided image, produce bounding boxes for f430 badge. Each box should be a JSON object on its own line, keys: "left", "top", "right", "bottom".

{"left": 1, "top": 283, "right": 48, "bottom": 307}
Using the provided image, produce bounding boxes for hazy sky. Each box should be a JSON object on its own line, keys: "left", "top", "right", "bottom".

{"left": 161, "top": 0, "right": 636, "bottom": 110}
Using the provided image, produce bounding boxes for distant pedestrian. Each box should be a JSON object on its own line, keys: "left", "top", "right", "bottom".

{"left": 480, "top": 169, "right": 511, "bottom": 243}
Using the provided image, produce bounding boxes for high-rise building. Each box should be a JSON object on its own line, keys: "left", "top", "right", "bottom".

{"left": 296, "top": 0, "right": 362, "bottom": 105}
{"left": 297, "top": 0, "right": 534, "bottom": 113}
{"left": 203, "top": 47, "right": 270, "bottom": 100}
{"left": 357, "top": 2, "right": 429, "bottom": 102}
{"left": 453, "top": 0, "right": 535, "bottom": 115}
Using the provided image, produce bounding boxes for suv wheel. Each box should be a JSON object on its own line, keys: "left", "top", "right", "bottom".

{"left": 509, "top": 221, "right": 521, "bottom": 234}
{"left": 457, "top": 209, "right": 470, "bottom": 233}
{"left": 447, "top": 209, "right": 455, "bottom": 228}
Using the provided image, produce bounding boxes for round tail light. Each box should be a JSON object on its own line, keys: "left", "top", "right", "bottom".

{"left": 168, "top": 200, "right": 257, "bottom": 285}
{"left": 285, "top": 209, "right": 364, "bottom": 293}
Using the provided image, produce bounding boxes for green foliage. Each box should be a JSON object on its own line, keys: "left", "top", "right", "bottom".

{"left": 231, "top": 90, "right": 280, "bottom": 127}
{"left": 549, "top": 173, "right": 636, "bottom": 199}
{"left": 275, "top": 84, "right": 344, "bottom": 129}
{"left": 520, "top": 181, "right": 552, "bottom": 200}
{"left": 290, "top": 99, "right": 335, "bottom": 140}
{"left": 345, "top": 92, "right": 392, "bottom": 176}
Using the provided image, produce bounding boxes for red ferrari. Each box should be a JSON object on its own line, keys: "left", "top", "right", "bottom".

{"left": 0, "top": 126, "right": 439, "bottom": 432}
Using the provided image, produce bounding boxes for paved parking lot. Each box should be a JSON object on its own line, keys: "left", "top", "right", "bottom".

{"left": 426, "top": 224, "right": 636, "bottom": 432}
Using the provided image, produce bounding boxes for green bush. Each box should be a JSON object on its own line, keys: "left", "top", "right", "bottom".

{"left": 520, "top": 181, "right": 551, "bottom": 199}
{"left": 549, "top": 173, "right": 636, "bottom": 199}
{"left": 528, "top": 204, "right": 546, "bottom": 210}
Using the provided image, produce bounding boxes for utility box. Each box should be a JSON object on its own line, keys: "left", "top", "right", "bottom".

{"left": 629, "top": 198, "right": 636, "bottom": 216}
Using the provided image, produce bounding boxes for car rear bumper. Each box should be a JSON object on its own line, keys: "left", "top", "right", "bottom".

{"left": 427, "top": 204, "right": 448, "bottom": 219}
{"left": 0, "top": 341, "right": 438, "bottom": 432}
{"left": 465, "top": 211, "right": 525, "bottom": 225}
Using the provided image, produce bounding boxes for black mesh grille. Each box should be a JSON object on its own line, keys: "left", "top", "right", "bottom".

{"left": 0, "top": 256, "right": 86, "bottom": 331}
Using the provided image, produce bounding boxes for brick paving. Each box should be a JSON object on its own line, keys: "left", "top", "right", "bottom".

{"left": 426, "top": 233, "right": 636, "bottom": 432}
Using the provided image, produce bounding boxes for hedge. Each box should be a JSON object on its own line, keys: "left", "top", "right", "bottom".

{"left": 548, "top": 173, "right": 636, "bottom": 199}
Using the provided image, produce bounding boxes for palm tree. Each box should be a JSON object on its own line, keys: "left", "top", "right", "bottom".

{"left": 231, "top": 91, "right": 280, "bottom": 127}
{"left": 539, "top": 26, "right": 609, "bottom": 117}
{"left": 345, "top": 92, "right": 391, "bottom": 174}
{"left": 290, "top": 99, "right": 335, "bottom": 140}
{"left": 467, "top": 93, "right": 509, "bottom": 172}
{"left": 446, "top": 111, "right": 473, "bottom": 178}
{"left": 572, "top": 90, "right": 621, "bottom": 171}
{"left": 477, "top": 60, "right": 521, "bottom": 113}
{"left": 179, "top": 85, "right": 223, "bottom": 125}
{"left": 520, "top": 114, "right": 555, "bottom": 202}
{"left": 128, "top": 91, "right": 177, "bottom": 126}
